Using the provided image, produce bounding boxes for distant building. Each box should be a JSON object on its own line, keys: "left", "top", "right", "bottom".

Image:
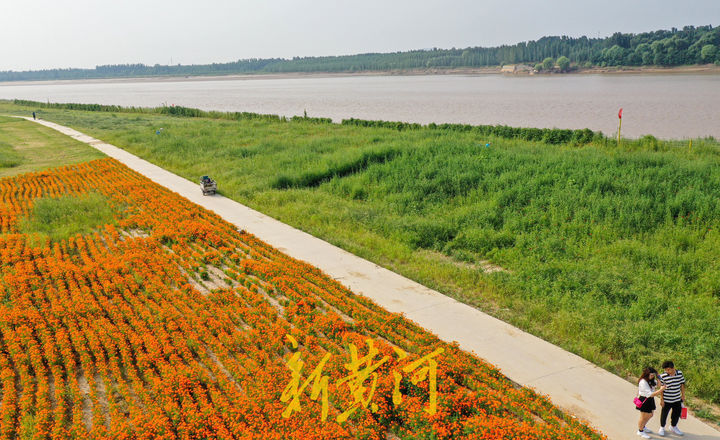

{"left": 501, "top": 64, "right": 534, "bottom": 74}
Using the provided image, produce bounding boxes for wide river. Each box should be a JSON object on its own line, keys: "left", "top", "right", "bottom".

{"left": 1, "top": 73, "right": 719, "bottom": 139}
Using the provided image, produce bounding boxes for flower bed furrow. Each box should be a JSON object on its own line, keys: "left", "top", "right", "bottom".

{"left": 0, "top": 158, "right": 604, "bottom": 439}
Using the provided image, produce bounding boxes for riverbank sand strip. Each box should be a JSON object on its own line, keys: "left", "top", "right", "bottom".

{"left": 24, "top": 117, "right": 720, "bottom": 440}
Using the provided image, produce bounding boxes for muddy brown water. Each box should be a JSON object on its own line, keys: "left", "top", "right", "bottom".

{"left": 2, "top": 73, "right": 719, "bottom": 139}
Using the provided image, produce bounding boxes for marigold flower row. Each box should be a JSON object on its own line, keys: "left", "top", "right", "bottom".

{"left": 0, "top": 159, "right": 604, "bottom": 439}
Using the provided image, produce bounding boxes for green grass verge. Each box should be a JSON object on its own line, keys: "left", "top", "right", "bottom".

{"left": 0, "top": 116, "right": 24, "bottom": 168}
{"left": 19, "top": 192, "right": 117, "bottom": 242}
{"left": 2, "top": 100, "right": 720, "bottom": 411}
{"left": 0, "top": 139, "right": 23, "bottom": 168}
{"left": 0, "top": 115, "right": 105, "bottom": 178}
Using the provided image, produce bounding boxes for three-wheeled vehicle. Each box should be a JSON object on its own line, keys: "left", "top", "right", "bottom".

{"left": 200, "top": 175, "right": 217, "bottom": 195}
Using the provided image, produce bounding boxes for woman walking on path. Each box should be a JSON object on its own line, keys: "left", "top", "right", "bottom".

{"left": 636, "top": 367, "right": 665, "bottom": 438}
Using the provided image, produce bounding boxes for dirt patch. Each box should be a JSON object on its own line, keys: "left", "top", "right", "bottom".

{"left": 420, "top": 250, "right": 509, "bottom": 274}
{"left": 178, "top": 266, "right": 210, "bottom": 295}
{"left": 204, "top": 264, "right": 235, "bottom": 290}
{"left": 177, "top": 263, "right": 234, "bottom": 295}
{"left": 110, "top": 378, "right": 131, "bottom": 417}
{"left": 76, "top": 369, "right": 93, "bottom": 431}
{"left": 573, "top": 64, "right": 720, "bottom": 75}
{"left": 563, "top": 404, "right": 592, "bottom": 425}
{"left": 123, "top": 228, "right": 151, "bottom": 238}
{"left": 94, "top": 373, "right": 111, "bottom": 428}
{"left": 529, "top": 412, "right": 547, "bottom": 425}
{"left": 254, "top": 286, "right": 286, "bottom": 317}
{"left": 691, "top": 400, "right": 720, "bottom": 429}
{"left": 48, "top": 372, "right": 57, "bottom": 412}
{"left": 196, "top": 360, "right": 218, "bottom": 382}
{"left": 348, "top": 270, "right": 370, "bottom": 280}
{"left": 480, "top": 261, "right": 507, "bottom": 273}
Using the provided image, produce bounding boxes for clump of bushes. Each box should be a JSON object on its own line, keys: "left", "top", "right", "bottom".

{"left": 342, "top": 117, "right": 601, "bottom": 145}
{"left": 15, "top": 99, "right": 603, "bottom": 147}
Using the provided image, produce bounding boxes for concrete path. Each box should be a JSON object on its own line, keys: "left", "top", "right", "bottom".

{"left": 23, "top": 117, "right": 720, "bottom": 439}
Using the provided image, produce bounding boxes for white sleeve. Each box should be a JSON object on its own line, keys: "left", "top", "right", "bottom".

{"left": 638, "top": 379, "right": 653, "bottom": 397}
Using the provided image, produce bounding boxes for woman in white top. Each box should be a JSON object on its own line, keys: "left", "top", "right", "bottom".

{"left": 636, "top": 366, "right": 666, "bottom": 438}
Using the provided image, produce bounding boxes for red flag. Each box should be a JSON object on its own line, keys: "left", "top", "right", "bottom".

{"left": 618, "top": 108, "right": 623, "bottom": 119}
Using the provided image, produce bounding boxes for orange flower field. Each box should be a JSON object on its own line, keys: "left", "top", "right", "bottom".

{"left": 0, "top": 158, "right": 604, "bottom": 439}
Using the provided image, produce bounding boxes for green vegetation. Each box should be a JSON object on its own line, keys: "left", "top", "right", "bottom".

{"left": 2, "top": 100, "right": 720, "bottom": 412}
{"left": 0, "top": 115, "right": 105, "bottom": 178}
{"left": 19, "top": 192, "right": 117, "bottom": 241}
{"left": 13, "top": 100, "right": 603, "bottom": 146}
{"left": 557, "top": 56, "right": 571, "bottom": 72}
{"left": 1, "top": 25, "right": 718, "bottom": 81}
{"left": 0, "top": 116, "right": 23, "bottom": 168}
{"left": 0, "top": 140, "right": 22, "bottom": 168}
{"left": 542, "top": 57, "right": 555, "bottom": 71}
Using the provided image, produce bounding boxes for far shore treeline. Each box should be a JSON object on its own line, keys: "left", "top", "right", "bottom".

{"left": 2, "top": 25, "right": 719, "bottom": 82}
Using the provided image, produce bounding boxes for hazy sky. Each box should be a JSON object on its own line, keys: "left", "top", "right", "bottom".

{"left": 2, "top": 0, "right": 719, "bottom": 71}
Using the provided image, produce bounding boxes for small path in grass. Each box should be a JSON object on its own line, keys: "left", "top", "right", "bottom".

{"left": 23, "top": 116, "right": 720, "bottom": 440}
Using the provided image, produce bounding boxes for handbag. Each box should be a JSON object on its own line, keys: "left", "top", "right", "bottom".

{"left": 634, "top": 396, "right": 644, "bottom": 408}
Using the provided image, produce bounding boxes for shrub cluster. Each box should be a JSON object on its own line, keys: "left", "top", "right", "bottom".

{"left": 16, "top": 99, "right": 602, "bottom": 146}
{"left": 13, "top": 100, "right": 284, "bottom": 123}
{"left": 343, "top": 117, "right": 601, "bottom": 145}
{"left": 13, "top": 100, "right": 142, "bottom": 113}
{"left": 272, "top": 147, "right": 399, "bottom": 189}
{"left": 290, "top": 115, "right": 333, "bottom": 124}
{"left": 342, "top": 118, "right": 424, "bottom": 131}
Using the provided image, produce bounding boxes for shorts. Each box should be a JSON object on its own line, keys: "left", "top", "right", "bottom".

{"left": 636, "top": 396, "right": 656, "bottom": 413}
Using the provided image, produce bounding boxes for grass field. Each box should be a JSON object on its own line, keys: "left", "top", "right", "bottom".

{"left": 0, "top": 115, "right": 105, "bottom": 178}
{"left": 2, "top": 100, "right": 719, "bottom": 417}
{"left": 19, "top": 192, "right": 118, "bottom": 242}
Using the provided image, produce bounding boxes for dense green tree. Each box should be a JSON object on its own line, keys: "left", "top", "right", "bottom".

{"left": 701, "top": 44, "right": 718, "bottom": 62}
{"left": 542, "top": 57, "right": 555, "bottom": 70}
{"left": 556, "top": 56, "right": 570, "bottom": 71}
{"left": 1, "top": 25, "right": 718, "bottom": 82}
{"left": 635, "top": 43, "right": 652, "bottom": 64}
{"left": 604, "top": 45, "right": 626, "bottom": 65}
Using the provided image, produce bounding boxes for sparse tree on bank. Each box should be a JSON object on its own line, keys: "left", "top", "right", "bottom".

{"left": 542, "top": 57, "right": 555, "bottom": 71}
{"left": 557, "top": 56, "right": 570, "bottom": 72}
